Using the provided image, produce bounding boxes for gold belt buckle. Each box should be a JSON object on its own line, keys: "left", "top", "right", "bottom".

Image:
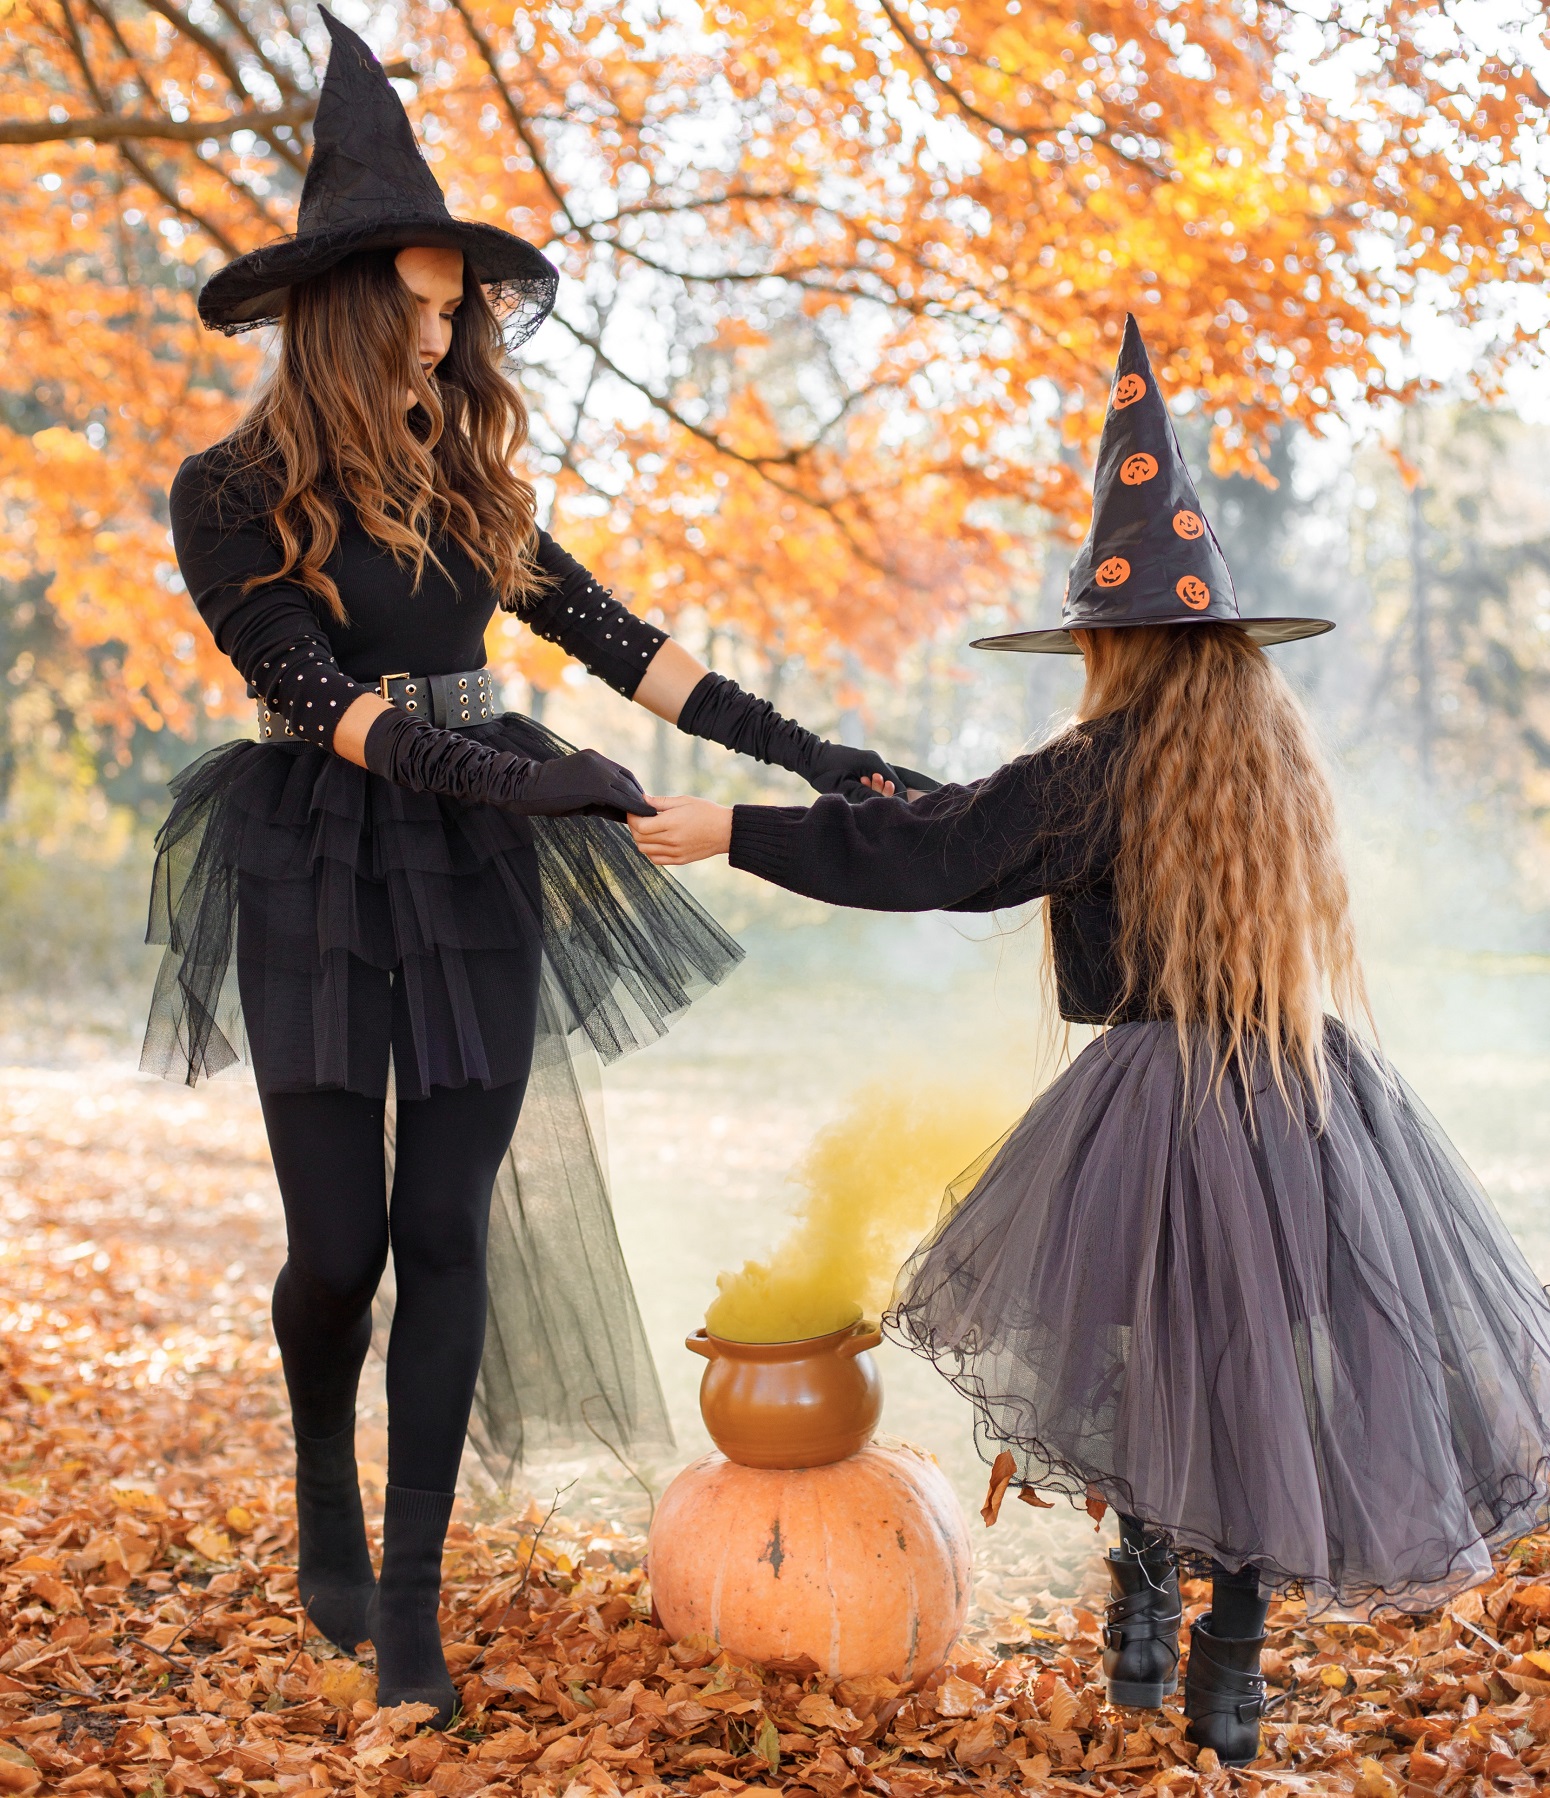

{"left": 378, "top": 671, "right": 412, "bottom": 700}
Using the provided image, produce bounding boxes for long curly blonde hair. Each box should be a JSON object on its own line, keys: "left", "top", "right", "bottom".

{"left": 1074, "top": 622, "right": 1368, "bottom": 1109}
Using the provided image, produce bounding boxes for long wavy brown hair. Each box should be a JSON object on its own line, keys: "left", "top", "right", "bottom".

{"left": 1074, "top": 622, "right": 1368, "bottom": 1108}
{"left": 224, "top": 250, "right": 541, "bottom": 620}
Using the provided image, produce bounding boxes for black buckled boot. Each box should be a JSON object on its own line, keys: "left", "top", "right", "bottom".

{"left": 294, "top": 1424, "right": 376, "bottom": 1653}
{"left": 366, "top": 1486, "right": 457, "bottom": 1728}
{"left": 1102, "top": 1535, "right": 1182, "bottom": 1708}
{"left": 1183, "top": 1615, "right": 1266, "bottom": 1766}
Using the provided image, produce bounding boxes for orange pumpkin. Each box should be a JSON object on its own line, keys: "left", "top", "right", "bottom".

{"left": 648, "top": 1442, "right": 972, "bottom": 1683}
{"left": 1113, "top": 373, "right": 1146, "bottom": 409}
{"left": 1172, "top": 509, "right": 1204, "bottom": 539}
{"left": 1119, "top": 452, "right": 1157, "bottom": 485}
{"left": 1176, "top": 574, "right": 1211, "bottom": 610}
{"left": 1095, "top": 556, "right": 1130, "bottom": 587}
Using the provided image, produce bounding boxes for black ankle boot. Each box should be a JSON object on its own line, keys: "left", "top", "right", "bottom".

{"left": 294, "top": 1424, "right": 376, "bottom": 1653}
{"left": 1183, "top": 1615, "right": 1266, "bottom": 1766}
{"left": 366, "top": 1486, "right": 457, "bottom": 1727}
{"left": 1101, "top": 1536, "right": 1181, "bottom": 1707}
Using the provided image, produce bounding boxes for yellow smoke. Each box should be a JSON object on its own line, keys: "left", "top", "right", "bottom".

{"left": 704, "top": 1077, "right": 1019, "bottom": 1344}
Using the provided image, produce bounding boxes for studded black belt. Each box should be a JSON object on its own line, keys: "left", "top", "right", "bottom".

{"left": 257, "top": 667, "right": 499, "bottom": 740}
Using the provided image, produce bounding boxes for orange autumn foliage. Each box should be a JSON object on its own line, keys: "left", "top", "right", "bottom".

{"left": 1, "top": 0, "right": 1546, "bottom": 733}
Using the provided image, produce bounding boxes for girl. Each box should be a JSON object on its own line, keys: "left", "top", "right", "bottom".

{"left": 146, "top": 9, "right": 906, "bottom": 1727}
{"left": 631, "top": 317, "right": 1550, "bottom": 1766}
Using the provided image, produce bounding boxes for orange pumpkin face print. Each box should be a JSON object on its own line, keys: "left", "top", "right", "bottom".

{"left": 1120, "top": 453, "right": 1158, "bottom": 486}
{"left": 1113, "top": 373, "right": 1146, "bottom": 410}
{"left": 1095, "top": 557, "right": 1130, "bottom": 588}
{"left": 1176, "top": 575, "right": 1211, "bottom": 611}
{"left": 1173, "top": 509, "right": 1204, "bottom": 540}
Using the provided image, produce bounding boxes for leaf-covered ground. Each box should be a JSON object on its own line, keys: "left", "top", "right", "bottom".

{"left": 4, "top": 1069, "right": 1550, "bottom": 1796}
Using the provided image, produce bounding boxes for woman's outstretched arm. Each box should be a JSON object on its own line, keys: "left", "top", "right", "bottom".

{"left": 527, "top": 533, "right": 905, "bottom": 799}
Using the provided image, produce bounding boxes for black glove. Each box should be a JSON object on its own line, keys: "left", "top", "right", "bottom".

{"left": 364, "top": 708, "right": 654, "bottom": 821}
{"left": 890, "top": 764, "right": 942, "bottom": 796}
{"left": 677, "top": 672, "right": 907, "bottom": 802}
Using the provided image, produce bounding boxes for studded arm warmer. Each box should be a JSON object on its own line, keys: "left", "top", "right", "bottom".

{"left": 521, "top": 532, "right": 669, "bottom": 699}
{"left": 170, "top": 457, "right": 373, "bottom": 751}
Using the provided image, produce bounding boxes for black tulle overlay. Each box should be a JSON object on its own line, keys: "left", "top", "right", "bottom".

{"left": 887, "top": 1020, "right": 1550, "bottom": 1614}
{"left": 141, "top": 713, "right": 742, "bottom": 1473}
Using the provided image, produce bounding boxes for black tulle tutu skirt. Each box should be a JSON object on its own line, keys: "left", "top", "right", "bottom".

{"left": 887, "top": 1020, "right": 1550, "bottom": 1613}
{"left": 141, "top": 714, "right": 741, "bottom": 1100}
{"left": 140, "top": 714, "right": 743, "bottom": 1474}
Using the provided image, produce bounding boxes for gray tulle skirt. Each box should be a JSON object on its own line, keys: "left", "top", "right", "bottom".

{"left": 887, "top": 1020, "right": 1550, "bottom": 1613}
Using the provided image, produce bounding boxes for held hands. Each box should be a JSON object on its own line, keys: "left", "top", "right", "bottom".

{"left": 513, "top": 749, "right": 657, "bottom": 821}
{"left": 629, "top": 772, "right": 936, "bottom": 864}
{"left": 629, "top": 795, "right": 734, "bottom": 865}
{"left": 628, "top": 775, "right": 929, "bottom": 865}
{"left": 806, "top": 743, "right": 903, "bottom": 801}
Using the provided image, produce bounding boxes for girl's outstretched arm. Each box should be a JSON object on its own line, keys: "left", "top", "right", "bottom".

{"left": 628, "top": 727, "right": 1115, "bottom": 914}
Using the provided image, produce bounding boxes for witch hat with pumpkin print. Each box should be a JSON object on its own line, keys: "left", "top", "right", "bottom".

{"left": 974, "top": 316, "right": 1333, "bottom": 654}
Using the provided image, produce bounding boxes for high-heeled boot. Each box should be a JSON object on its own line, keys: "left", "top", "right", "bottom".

{"left": 1101, "top": 1534, "right": 1182, "bottom": 1707}
{"left": 294, "top": 1424, "right": 376, "bottom": 1653}
{"left": 366, "top": 1486, "right": 457, "bottom": 1727}
{"left": 1183, "top": 1615, "right": 1266, "bottom": 1766}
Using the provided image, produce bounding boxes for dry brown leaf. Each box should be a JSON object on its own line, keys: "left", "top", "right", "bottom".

{"left": 931, "top": 1674, "right": 986, "bottom": 1719}
{"left": 184, "top": 1524, "right": 233, "bottom": 1563}
{"left": 953, "top": 1715, "right": 1005, "bottom": 1767}
{"left": 795, "top": 1692, "right": 863, "bottom": 1733}
{"left": 318, "top": 1660, "right": 376, "bottom": 1707}
{"left": 980, "top": 1452, "right": 1017, "bottom": 1528}
{"left": 1046, "top": 1679, "right": 1079, "bottom": 1733}
{"left": 1352, "top": 1758, "right": 1401, "bottom": 1797}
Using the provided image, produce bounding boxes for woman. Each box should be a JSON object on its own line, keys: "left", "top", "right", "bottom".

{"left": 144, "top": 10, "right": 906, "bottom": 1725}
{"left": 632, "top": 318, "right": 1550, "bottom": 1765}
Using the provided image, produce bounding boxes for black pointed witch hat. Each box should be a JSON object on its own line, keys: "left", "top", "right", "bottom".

{"left": 974, "top": 316, "right": 1333, "bottom": 654}
{"left": 197, "top": 8, "right": 557, "bottom": 343}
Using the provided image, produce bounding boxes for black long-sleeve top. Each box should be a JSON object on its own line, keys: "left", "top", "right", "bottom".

{"left": 168, "top": 445, "right": 668, "bottom": 749}
{"left": 728, "top": 715, "right": 1146, "bottom": 1024}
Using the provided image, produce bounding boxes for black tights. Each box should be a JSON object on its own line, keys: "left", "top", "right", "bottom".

{"left": 1119, "top": 1513, "right": 1269, "bottom": 1639}
{"left": 261, "top": 1078, "right": 527, "bottom": 1493}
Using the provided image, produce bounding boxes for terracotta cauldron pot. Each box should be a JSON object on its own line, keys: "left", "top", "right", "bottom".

{"left": 687, "top": 1319, "right": 883, "bottom": 1469}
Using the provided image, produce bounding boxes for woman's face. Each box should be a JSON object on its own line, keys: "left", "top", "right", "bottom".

{"left": 394, "top": 245, "right": 465, "bottom": 396}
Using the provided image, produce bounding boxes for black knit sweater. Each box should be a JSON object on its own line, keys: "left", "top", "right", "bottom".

{"left": 169, "top": 446, "right": 667, "bottom": 749}
{"left": 729, "top": 716, "right": 1145, "bottom": 1025}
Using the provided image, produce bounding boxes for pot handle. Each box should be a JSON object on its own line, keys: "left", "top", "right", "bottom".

{"left": 840, "top": 1322, "right": 883, "bottom": 1357}
{"left": 685, "top": 1329, "right": 718, "bottom": 1360}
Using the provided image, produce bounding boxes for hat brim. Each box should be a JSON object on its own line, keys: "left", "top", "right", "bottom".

{"left": 198, "top": 213, "right": 558, "bottom": 340}
{"left": 972, "top": 616, "right": 1336, "bottom": 655}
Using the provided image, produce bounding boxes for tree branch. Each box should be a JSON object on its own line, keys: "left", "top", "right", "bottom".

{"left": 134, "top": 0, "right": 308, "bottom": 174}
{"left": 116, "top": 141, "right": 243, "bottom": 254}
{"left": 77, "top": 0, "right": 286, "bottom": 232}
{"left": 0, "top": 99, "right": 315, "bottom": 145}
{"left": 610, "top": 187, "right": 815, "bottom": 219}
{"left": 446, "top": 0, "right": 581, "bottom": 234}
{"left": 552, "top": 315, "right": 896, "bottom": 574}
{"left": 875, "top": 0, "right": 1169, "bottom": 179}
{"left": 53, "top": 0, "right": 244, "bottom": 254}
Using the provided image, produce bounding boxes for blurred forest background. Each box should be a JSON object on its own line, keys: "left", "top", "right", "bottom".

{"left": 3, "top": 0, "right": 1550, "bottom": 1526}
{"left": 2, "top": 0, "right": 1550, "bottom": 1003}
